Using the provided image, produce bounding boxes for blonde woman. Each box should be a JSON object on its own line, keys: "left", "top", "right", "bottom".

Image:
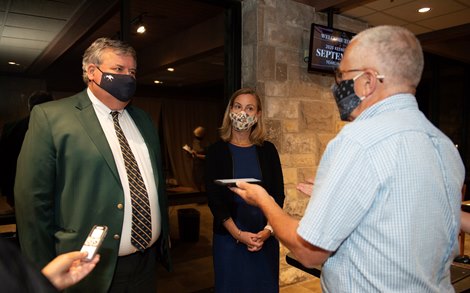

{"left": 205, "top": 88, "right": 285, "bottom": 292}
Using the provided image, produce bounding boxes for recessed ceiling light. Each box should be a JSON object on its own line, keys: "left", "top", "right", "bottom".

{"left": 418, "top": 7, "right": 431, "bottom": 13}
{"left": 136, "top": 24, "right": 146, "bottom": 34}
{"left": 167, "top": 67, "right": 174, "bottom": 72}
{"left": 154, "top": 80, "right": 163, "bottom": 84}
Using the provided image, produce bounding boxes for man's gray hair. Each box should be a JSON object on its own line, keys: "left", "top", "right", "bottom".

{"left": 352, "top": 25, "right": 424, "bottom": 88}
{"left": 82, "top": 37, "right": 137, "bottom": 83}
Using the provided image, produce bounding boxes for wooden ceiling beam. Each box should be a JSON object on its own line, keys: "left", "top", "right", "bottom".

{"left": 291, "top": 0, "right": 374, "bottom": 12}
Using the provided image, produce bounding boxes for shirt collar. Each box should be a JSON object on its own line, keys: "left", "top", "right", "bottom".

{"left": 87, "top": 88, "right": 124, "bottom": 117}
{"left": 355, "top": 93, "right": 418, "bottom": 122}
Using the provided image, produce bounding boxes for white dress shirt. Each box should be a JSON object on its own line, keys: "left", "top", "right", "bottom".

{"left": 87, "top": 88, "right": 161, "bottom": 255}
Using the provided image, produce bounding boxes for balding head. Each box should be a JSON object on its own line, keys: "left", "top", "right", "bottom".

{"left": 351, "top": 25, "right": 424, "bottom": 89}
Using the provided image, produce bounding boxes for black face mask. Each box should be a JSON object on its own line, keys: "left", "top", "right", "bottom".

{"left": 94, "top": 67, "right": 136, "bottom": 102}
{"left": 331, "top": 78, "right": 363, "bottom": 121}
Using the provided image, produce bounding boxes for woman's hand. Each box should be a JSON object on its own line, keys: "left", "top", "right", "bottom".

{"left": 238, "top": 230, "right": 263, "bottom": 252}
{"left": 254, "top": 228, "right": 271, "bottom": 242}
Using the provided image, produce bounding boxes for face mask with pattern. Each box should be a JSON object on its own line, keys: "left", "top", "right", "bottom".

{"left": 229, "top": 111, "right": 257, "bottom": 131}
{"left": 331, "top": 72, "right": 365, "bottom": 121}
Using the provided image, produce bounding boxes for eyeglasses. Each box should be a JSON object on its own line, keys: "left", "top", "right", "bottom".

{"left": 334, "top": 68, "right": 385, "bottom": 85}
{"left": 334, "top": 68, "right": 365, "bottom": 85}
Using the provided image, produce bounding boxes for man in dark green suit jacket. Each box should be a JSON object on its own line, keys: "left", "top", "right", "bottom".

{"left": 15, "top": 38, "right": 171, "bottom": 292}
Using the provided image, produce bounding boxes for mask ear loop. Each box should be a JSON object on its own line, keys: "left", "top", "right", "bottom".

{"left": 352, "top": 71, "right": 367, "bottom": 101}
{"left": 355, "top": 71, "right": 386, "bottom": 101}
{"left": 376, "top": 74, "right": 385, "bottom": 83}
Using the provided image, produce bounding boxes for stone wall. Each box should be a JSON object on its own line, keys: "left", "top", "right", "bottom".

{"left": 241, "top": 0, "right": 368, "bottom": 286}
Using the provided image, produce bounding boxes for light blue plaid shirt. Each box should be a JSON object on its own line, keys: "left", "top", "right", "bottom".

{"left": 298, "top": 93, "right": 465, "bottom": 292}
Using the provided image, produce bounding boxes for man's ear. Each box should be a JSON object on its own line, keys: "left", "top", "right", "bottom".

{"left": 363, "top": 71, "right": 378, "bottom": 96}
{"left": 86, "top": 64, "right": 96, "bottom": 81}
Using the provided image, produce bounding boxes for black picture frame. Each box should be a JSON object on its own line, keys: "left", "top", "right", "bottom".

{"left": 308, "top": 23, "right": 356, "bottom": 73}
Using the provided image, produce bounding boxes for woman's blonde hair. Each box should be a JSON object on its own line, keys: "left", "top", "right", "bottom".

{"left": 219, "top": 88, "right": 266, "bottom": 145}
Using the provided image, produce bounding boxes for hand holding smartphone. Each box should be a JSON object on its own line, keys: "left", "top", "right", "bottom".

{"left": 80, "top": 225, "right": 108, "bottom": 261}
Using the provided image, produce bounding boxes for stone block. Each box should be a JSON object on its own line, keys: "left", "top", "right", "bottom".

{"left": 264, "top": 81, "right": 287, "bottom": 97}
{"left": 283, "top": 118, "right": 299, "bottom": 133}
{"left": 242, "top": 1, "right": 257, "bottom": 45}
{"left": 242, "top": 66, "right": 255, "bottom": 86}
{"left": 242, "top": 44, "right": 255, "bottom": 68}
{"left": 309, "top": 72, "right": 334, "bottom": 88}
{"left": 282, "top": 133, "right": 321, "bottom": 154}
{"left": 258, "top": 5, "right": 265, "bottom": 43}
{"left": 265, "top": 98, "right": 298, "bottom": 119}
{"left": 276, "top": 62, "right": 287, "bottom": 82}
{"left": 264, "top": 119, "right": 282, "bottom": 150}
{"left": 276, "top": 48, "right": 300, "bottom": 66}
{"left": 283, "top": 167, "right": 297, "bottom": 185}
{"left": 298, "top": 167, "right": 316, "bottom": 185}
{"left": 283, "top": 192, "right": 310, "bottom": 217}
{"left": 255, "top": 81, "right": 266, "bottom": 97}
{"left": 280, "top": 265, "right": 312, "bottom": 287}
{"left": 263, "top": 5, "right": 277, "bottom": 26}
{"left": 263, "top": 0, "right": 277, "bottom": 8}
{"left": 289, "top": 81, "right": 324, "bottom": 98}
{"left": 318, "top": 133, "right": 336, "bottom": 154}
{"left": 299, "top": 100, "right": 335, "bottom": 133}
{"left": 266, "top": 22, "right": 303, "bottom": 50}
{"left": 275, "top": 0, "right": 314, "bottom": 29}
{"left": 279, "top": 153, "right": 317, "bottom": 168}
{"left": 258, "top": 45, "right": 276, "bottom": 80}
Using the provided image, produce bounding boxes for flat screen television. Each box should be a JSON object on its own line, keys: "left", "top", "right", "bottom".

{"left": 308, "top": 23, "right": 356, "bottom": 73}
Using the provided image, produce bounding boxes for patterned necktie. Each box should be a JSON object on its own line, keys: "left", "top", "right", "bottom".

{"left": 111, "top": 111, "right": 152, "bottom": 251}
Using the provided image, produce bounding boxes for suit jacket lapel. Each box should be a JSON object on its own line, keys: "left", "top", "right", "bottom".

{"left": 74, "top": 90, "right": 121, "bottom": 183}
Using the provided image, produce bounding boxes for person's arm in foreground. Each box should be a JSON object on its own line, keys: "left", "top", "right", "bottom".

{"left": 231, "top": 181, "right": 331, "bottom": 267}
{"left": 41, "top": 251, "right": 99, "bottom": 290}
{"left": 461, "top": 212, "right": 470, "bottom": 234}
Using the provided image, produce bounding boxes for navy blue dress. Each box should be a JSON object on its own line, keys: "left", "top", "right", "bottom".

{"left": 213, "top": 144, "right": 279, "bottom": 293}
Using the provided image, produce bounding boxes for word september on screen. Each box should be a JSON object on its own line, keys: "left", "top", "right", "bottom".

{"left": 308, "top": 24, "right": 355, "bottom": 73}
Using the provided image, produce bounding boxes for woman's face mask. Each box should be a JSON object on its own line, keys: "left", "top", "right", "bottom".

{"left": 230, "top": 111, "right": 257, "bottom": 131}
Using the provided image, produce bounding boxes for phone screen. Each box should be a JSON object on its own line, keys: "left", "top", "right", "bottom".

{"left": 80, "top": 225, "right": 107, "bottom": 261}
{"left": 91, "top": 228, "right": 104, "bottom": 239}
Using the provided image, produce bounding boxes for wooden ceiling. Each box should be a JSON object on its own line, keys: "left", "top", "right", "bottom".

{"left": 1, "top": 0, "right": 469, "bottom": 94}
{"left": 36, "top": 0, "right": 224, "bottom": 89}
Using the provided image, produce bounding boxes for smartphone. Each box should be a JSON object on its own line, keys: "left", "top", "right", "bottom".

{"left": 80, "top": 225, "right": 108, "bottom": 261}
{"left": 214, "top": 178, "right": 261, "bottom": 187}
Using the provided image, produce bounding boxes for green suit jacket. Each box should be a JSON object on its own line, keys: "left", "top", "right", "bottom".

{"left": 15, "top": 90, "right": 171, "bottom": 292}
